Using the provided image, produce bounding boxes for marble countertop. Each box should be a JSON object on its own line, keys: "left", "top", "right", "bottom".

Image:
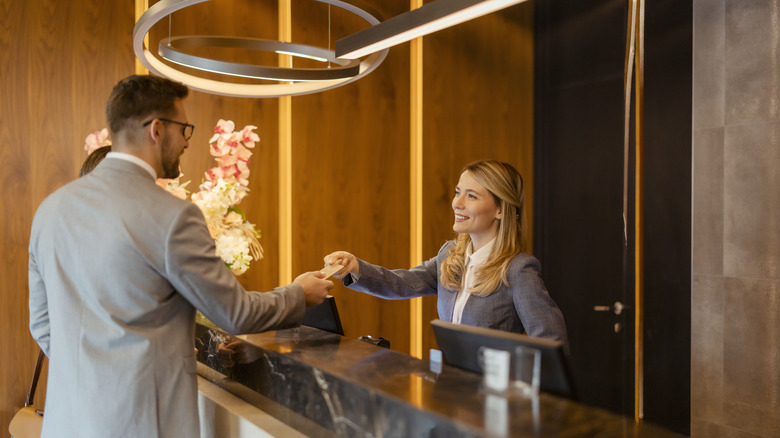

{"left": 195, "top": 323, "right": 682, "bottom": 437}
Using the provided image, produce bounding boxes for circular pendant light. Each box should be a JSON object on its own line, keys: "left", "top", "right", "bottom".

{"left": 158, "top": 35, "right": 362, "bottom": 82}
{"left": 133, "top": 0, "right": 388, "bottom": 98}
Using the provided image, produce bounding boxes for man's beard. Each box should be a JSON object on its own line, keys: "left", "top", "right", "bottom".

{"left": 161, "top": 159, "right": 180, "bottom": 179}
{"left": 160, "top": 138, "right": 181, "bottom": 179}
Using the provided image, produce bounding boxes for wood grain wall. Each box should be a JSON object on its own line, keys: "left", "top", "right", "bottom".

{"left": 0, "top": 0, "right": 136, "bottom": 432}
{"left": 421, "top": 5, "right": 535, "bottom": 354}
{"left": 1, "top": 0, "right": 532, "bottom": 432}
{"left": 148, "top": 0, "right": 283, "bottom": 294}
{"left": 291, "top": 0, "right": 415, "bottom": 352}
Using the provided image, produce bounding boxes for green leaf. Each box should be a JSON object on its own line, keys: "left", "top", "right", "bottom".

{"left": 227, "top": 207, "right": 246, "bottom": 220}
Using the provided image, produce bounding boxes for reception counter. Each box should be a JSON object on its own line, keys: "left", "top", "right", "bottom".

{"left": 195, "top": 323, "right": 681, "bottom": 437}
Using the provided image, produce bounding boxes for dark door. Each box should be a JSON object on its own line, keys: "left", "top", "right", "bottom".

{"left": 533, "top": 0, "right": 635, "bottom": 417}
{"left": 533, "top": 0, "right": 692, "bottom": 434}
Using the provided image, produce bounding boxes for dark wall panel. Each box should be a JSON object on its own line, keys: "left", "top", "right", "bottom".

{"left": 534, "top": 0, "right": 692, "bottom": 434}
{"left": 643, "top": 1, "right": 692, "bottom": 433}
{"left": 534, "top": 0, "right": 631, "bottom": 415}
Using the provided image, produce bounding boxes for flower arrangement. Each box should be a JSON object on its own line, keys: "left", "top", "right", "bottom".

{"left": 84, "top": 120, "right": 263, "bottom": 275}
{"left": 192, "top": 120, "right": 263, "bottom": 275}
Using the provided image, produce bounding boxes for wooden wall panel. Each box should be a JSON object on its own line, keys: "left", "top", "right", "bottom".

{"left": 178, "top": 93, "right": 282, "bottom": 292}
{"left": 421, "top": 4, "right": 535, "bottom": 356}
{"left": 0, "top": 0, "right": 135, "bottom": 432}
{"left": 291, "top": 0, "right": 414, "bottom": 352}
{"left": 149, "top": 0, "right": 281, "bottom": 292}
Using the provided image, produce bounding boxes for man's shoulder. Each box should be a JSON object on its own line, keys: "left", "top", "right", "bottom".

{"left": 34, "top": 177, "right": 86, "bottom": 214}
{"left": 34, "top": 170, "right": 195, "bottom": 223}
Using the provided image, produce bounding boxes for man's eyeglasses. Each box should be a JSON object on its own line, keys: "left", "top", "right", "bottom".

{"left": 143, "top": 118, "right": 194, "bottom": 141}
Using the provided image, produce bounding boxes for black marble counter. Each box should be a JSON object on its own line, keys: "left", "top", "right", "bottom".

{"left": 195, "top": 322, "right": 682, "bottom": 437}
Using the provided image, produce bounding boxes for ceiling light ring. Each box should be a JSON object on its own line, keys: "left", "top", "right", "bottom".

{"left": 133, "top": 0, "right": 388, "bottom": 98}
{"left": 159, "top": 36, "right": 361, "bottom": 82}
{"left": 142, "top": 48, "right": 385, "bottom": 97}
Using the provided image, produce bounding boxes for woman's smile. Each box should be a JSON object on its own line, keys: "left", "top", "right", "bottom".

{"left": 452, "top": 170, "right": 502, "bottom": 250}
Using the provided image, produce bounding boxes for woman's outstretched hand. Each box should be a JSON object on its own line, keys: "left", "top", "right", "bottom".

{"left": 324, "top": 251, "right": 360, "bottom": 279}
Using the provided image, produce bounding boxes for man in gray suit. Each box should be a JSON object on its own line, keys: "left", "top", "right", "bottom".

{"left": 28, "top": 75, "right": 333, "bottom": 437}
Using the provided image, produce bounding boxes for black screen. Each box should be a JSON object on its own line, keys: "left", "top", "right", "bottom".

{"left": 431, "top": 319, "right": 577, "bottom": 399}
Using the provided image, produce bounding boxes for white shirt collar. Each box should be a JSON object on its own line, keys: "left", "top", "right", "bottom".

{"left": 106, "top": 152, "right": 157, "bottom": 179}
{"left": 466, "top": 237, "right": 495, "bottom": 268}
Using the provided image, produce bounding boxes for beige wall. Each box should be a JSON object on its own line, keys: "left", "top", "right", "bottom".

{"left": 0, "top": 0, "right": 533, "bottom": 432}
{"left": 692, "top": 0, "right": 780, "bottom": 436}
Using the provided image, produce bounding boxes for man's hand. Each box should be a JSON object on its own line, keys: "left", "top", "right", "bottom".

{"left": 294, "top": 271, "right": 333, "bottom": 307}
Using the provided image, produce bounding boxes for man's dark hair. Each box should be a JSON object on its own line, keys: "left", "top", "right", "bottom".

{"left": 105, "top": 75, "right": 189, "bottom": 136}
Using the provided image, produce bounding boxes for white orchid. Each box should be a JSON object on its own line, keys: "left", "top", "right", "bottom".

{"left": 215, "top": 228, "right": 253, "bottom": 276}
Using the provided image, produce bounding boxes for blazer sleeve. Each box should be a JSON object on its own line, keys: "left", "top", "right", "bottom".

{"left": 163, "top": 202, "right": 306, "bottom": 334}
{"left": 28, "top": 248, "right": 50, "bottom": 356}
{"left": 342, "top": 244, "right": 452, "bottom": 299}
{"left": 507, "top": 254, "right": 570, "bottom": 353}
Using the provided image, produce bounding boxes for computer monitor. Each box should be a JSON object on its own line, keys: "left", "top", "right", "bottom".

{"left": 430, "top": 319, "right": 577, "bottom": 399}
{"left": 302, "top": 295, "right": 344, "bottom": 336}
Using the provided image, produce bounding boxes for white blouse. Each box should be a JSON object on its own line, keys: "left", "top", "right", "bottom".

{"left": 451, "top": 238, "right": 495, "bottom": 324}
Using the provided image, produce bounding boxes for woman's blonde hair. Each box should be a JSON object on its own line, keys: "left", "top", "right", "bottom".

{"left": 440, "top": 160, "right": 527, "bottom": 297}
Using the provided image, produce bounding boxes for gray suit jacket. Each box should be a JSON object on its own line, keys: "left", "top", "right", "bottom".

{"left": 345, "top": 241, "right": 569, "bottom": 351}
{"left": 28, "top": 157, "right": 305, "bottom": 438}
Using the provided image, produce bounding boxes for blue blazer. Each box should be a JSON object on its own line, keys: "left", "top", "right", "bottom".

{"left": 345, "top": 241, "right": 569, "bottom": 351}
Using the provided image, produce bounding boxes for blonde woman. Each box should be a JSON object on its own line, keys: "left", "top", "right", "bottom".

{"left": 324, "top": 160, "right": 569, "bottom": 350}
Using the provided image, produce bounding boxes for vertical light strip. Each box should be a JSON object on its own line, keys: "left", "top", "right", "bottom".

{"left": 410, "top": 374, "right": 424, "bottom": 409}
{"left": 278, "top": 0, "right": 293, "bottom": 284}
{"left": 634, "top": 0, "right": 645, "bottom": 423}
{"left": 409, "top": 0, "right": 424, "bottom": 359}
{"left": 134, "top": 0, "right": 149, "bottom": 75}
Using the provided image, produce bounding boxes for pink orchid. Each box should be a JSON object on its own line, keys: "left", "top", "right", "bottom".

{"left": 235, "top": 158, "right": 250, "bottom": 173}
{"left": 240, "top": 125, "right": 259, "bottom": 147}
{"left": 210, "top": 143, "right": 227, "bottom": 157}
{"left": 213, "top": 119, "right": 235, "bottom": 135}
{"left": 84, "top": 128, "right": 111, "bottom": 154}
{"left": 217, "top": 153, "right": 237, "bottom": 166}
{"left": 206, "top": 167, "right": 227, "bottom": 182}
{"left": 234, "top": 145, "right": 252, "bottom": 161}
{"left": 219, "top": 164, "right": 237, "bottom": 178}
